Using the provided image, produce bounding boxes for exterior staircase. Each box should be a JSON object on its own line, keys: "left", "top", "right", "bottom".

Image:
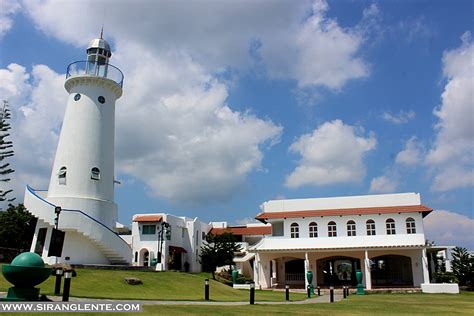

{"left": 24, "top": 185, "right": 131, "bottom": 265}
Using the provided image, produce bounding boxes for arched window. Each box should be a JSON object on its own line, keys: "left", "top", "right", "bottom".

{"left": 309, "top": 222, "right": 318, "bottom": 238}
{"left": 58, "top": 166, "right": 67, "bottom": 185}
{"left": 290, "top": 223, "right": 299, "bottom": 238}
{"left": 386, "top": 218, "right": 396, "bottom": 235}
{"left": 406, "top": 218, "right": 416, "bottom": 234}
{"left": 366, "top": 219, "right": 376, "bottom": 236}
{"left": 347, "top": 220, "right": 356, "bottom": 236}
{"left": 91, "top": 167, "right": 100, "bottom": 180}
{"left": 328, "top": 221, "right": 337, "bottom": 237}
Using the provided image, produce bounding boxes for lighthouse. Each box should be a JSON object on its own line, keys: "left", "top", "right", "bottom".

{"left": 25, "top": 35, "right": 131, "bottom": 265}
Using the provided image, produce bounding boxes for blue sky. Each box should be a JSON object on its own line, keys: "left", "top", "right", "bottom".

{"left": 0, "top": 0, "right": 472, "bottom": 248}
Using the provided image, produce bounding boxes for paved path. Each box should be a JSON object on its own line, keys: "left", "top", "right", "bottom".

{"left": 1, "top": 292, "right": 343, "bottom": 305}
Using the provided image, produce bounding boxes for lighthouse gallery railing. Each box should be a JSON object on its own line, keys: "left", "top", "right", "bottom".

{"left": 66, "top": 61, "right": 124, "bottom": 88}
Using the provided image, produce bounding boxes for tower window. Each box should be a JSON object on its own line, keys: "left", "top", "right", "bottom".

{"left": 98, "top": 96, "right": 105, "bottom": 104}
{"left": 74, "top": 94, "right": 81, "bottom": 101}
{"left": 91, "top": 167, "right": 100, "bottom": 180}
{"left": 58, "top": 166, "right": 67, "bottom": 185}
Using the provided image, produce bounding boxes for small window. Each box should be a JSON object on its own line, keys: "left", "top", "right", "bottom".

{"left": 406, "top": 218, "right": 416, "bottom": 234}
{"left": 166, "top": 226, "right": 171, "bottom": 240}
{"left": 74, "top": 94, "right": 81, "bottom": 101}
{"left": 347, "top": 220, "right": 356, "bottom": 236}
{"left": 386, "top": 219, "right": 396, "bottom": 235}
{"left": 366, "top": 219, "right": 376, "bottom": 236}
{"left": 309, "top": 222, "right": 318, "bottom": 238}
{"left": 142, "top": 224, "right": 156, "bottom": 235}
{"left": 91, "top": 167, "right": 100, "bottom": 180}
{"left": 290, "top": 223, "right": 299, "bottom": 238}
{"left": 134, "top": 251, "right": 138, "bottom": 263}
{"left": 58, "top": 166, "right": 67, "bottom": 185}
{"left": 98, "top": 96, "right": 105, "bottom": 104}
{"left": 328, "top": 221, "right": 337, "bottom": 237}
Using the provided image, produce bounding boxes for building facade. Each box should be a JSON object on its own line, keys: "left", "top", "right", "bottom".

{"left": 250, "top": 193, "right": 432, "bottom": 289}
{"left": 131, "top": 214, "right": 210, "bottom": 272}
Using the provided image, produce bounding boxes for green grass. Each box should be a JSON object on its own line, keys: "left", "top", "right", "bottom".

{"left": 0, "top": 266, "right": 306, "bottom": 302}
{"left": 2, "top": 292, "right": 473, "bottom": 315}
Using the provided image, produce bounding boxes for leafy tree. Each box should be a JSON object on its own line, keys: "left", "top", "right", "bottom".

{"left": 0, "top": 204, "right": 37, "bottom": 262}
{"left": 451, "top": 246, "right": 474, "bottom": 288}
{"left": 200, "top": 232, "right": 241, "bottom": 279}
{"left": 0, "top": 100, "right": 15, "bottom": 204}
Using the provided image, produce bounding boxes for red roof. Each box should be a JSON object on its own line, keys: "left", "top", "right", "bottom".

{"left": 256, "top": 204, "right": 432, "bottom": 222}
{"left": 133, "top": 215, "right": 163, "bottom": 222}
{"left": 211, "top": 226, "right": 272, "bottom": 236}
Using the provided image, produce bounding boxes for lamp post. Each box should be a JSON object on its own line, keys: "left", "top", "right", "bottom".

{"left": 54, "top": 206, "right": 61, "bottom": 230}
{"left": 54, "top": 206, "right": 61, "bottom": 264}
{"left": 157, "top": 221, "right": 170, "bottom": 265}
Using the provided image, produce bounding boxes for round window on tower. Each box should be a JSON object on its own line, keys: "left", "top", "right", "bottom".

{"left": 98, "top": 96, "right": 105, "bottom": 104}
{"left": 74, "top": 94, "right": 81, "bottom": 101}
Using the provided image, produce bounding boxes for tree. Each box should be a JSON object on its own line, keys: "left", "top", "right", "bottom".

{"left": 199, "top": 232, "right": 241, "bottom": 279}
{"left": 451, "top": 246, "right": 474, "bottom": 288}
{"left": 0, "top": 100, "right": 15, "bottom": 204}
{"left": 0, "top": 204, "right": 37, "bottom": 262}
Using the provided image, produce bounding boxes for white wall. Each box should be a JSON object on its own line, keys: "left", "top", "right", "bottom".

{"left": 261, "top": 193, "right": 421, "bottom": 213}
{"left": 275, "top": 212, "right": 424, "bottom": 241}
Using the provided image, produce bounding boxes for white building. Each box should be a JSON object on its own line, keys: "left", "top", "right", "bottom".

{"left": 25, "top": 35, "right": 131, "bottom": 265}
{"left": 131, "top": 214, "right": 210, "bottom": 272}
{"left": 249, "top": 193, "right": 433, "bottom": 289}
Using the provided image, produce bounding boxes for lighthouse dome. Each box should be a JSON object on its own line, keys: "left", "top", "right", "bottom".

{"left": 88, "top": 38, "right": 111, "bottom": 51}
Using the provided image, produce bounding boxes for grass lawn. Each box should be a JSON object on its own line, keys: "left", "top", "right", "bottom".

{"left": 0, "top": 266, "right": 306, "bottom": 302}
{"left": 1, "top": 292, "right": 472, "bottom": 315}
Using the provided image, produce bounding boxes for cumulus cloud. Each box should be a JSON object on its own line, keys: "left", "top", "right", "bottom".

{"left": 286, "top": 120, "right": 376, "bottom": 188}
{"left": 1, "top": 43, "right": 282, "bottom": 205}
{"left": 369, "top": 175, "right": 398, "bottom": 193}
{"left": 0, "top": 0, "right": 20, "bottom": 39}
{"left": 424, "top": 210, "right": 474, "bottom": 249}
{"left": 396, "top": 136, "right": 423, "bottom": 166}
{"left": 22, "top": 0, "right": 371, "bottom": 91}
{"left": 426, "top": 32, "right": 474, "bottom": 191}
{"left": 0, "top": 63, "right": 66, "bottom": 205}
{"left": 382, "top": 110, "right": 416, "bottom": 124}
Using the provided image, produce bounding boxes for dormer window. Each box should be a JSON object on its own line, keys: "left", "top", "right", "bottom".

{"left": 91, "top": 167, "right": 100, "bottom": 180}
{"left": 58, "top": 166, "right": 67, "bottom": 185}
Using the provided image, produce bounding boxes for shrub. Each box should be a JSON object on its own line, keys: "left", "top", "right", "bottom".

{"left": 433, "top": 272, "right": 458, "bottom": 283}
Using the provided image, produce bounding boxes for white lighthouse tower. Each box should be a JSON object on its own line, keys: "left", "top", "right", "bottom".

{"left": 25, "top": 35, "right": 131, "bottom": 265}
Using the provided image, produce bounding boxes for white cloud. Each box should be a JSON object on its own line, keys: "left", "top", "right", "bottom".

{"left": 0, "top": 0, "right": 20, "bottom": 39}
{"left": 424, "top": 210, "right": 474, "bottom": 249}
{"left": 0, "top": 63, "right": 66, "bottom": 206}
{"left": 369, "top": 175, "right": 398, "bottom": 194}
{"left": 286, "top": 120, "right": 376, "bottom": 188}
{"left": 22, "top": 0, "right": 371, "bottom": 91}
{"left": 426, "top": 32, "right": 474, "bottom": 191}
{"left": 382, "top": 110, "right": 416, "bottom": 124}
{"left": 396, "top": 136, "right": 423, "bottom": 166}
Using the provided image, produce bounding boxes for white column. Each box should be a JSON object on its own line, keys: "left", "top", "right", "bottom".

{"left": 422, "top": 248, "right": 430, "bottom": 284}
{"left": 304, "top": 252, "right": 309, "bottom": 288}
{"left": 254, "top": 252, "right": 260, "bottom": 288}
{"left": 364, "top": 250, "right": 372, "bottom": 290}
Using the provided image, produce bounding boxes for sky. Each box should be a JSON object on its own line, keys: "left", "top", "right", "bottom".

{"left": 0, "top": 0, "right": 472, "bottom": 249}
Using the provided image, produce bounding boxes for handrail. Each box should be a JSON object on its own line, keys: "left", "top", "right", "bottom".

{"left": 66, "top": 60, "right": 124, "bottom": 88}
{"left": 26, "top": 185, "right": 130, "bottom": 249}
